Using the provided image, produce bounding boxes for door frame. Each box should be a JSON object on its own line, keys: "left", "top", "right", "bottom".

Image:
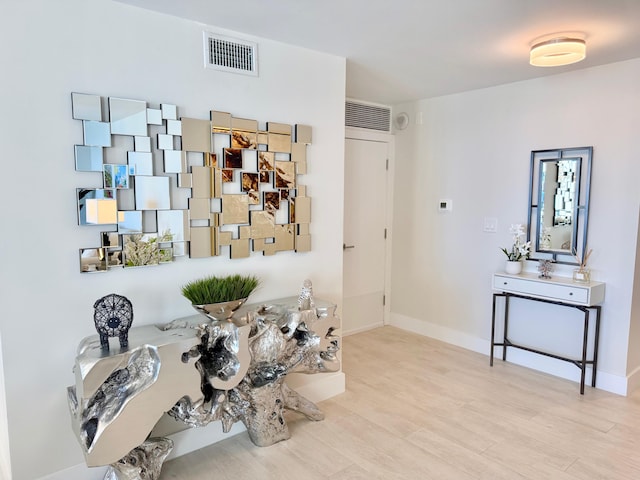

{"left": 344, "top": 127, "right": 395, "bottom": 327}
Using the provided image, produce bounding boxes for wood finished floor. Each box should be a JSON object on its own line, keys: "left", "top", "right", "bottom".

{"left": 160, "top": 326, "right": 640, "bottom": 479}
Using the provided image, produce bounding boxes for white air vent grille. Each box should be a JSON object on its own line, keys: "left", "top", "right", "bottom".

{"left": 204, "top": 32, "right": 258, "bottom": 76}
{"left": 345, "top": 101, "right": 391, "bottom": 132}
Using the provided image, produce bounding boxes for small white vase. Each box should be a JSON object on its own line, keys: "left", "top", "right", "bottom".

{"left": 505, "top": 260, "right": 522, "bottom": 274}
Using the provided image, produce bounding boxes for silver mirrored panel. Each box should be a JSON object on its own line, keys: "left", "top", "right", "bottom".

{"left": 118, "top": 210, "right": 143, "bottom": 233}
{"left": 83, "top": 121, "right": 111, "bottom": 147}
{"left": 127, "top": 151, "right": 153, "bottom": 176}
{"left": 109, "top": 97, "right": 147, "bottom": 136}
{"left": 167, "top": 120, "right": 182, "bottom": 136}
{"left": 163, "top": 150, "right": 183, "bottom": 173}
{"left": 101, "top": 231, "right": 120, "bottom": 248}
{"left": 134, "top": 136, "right": 151, "bottom": 152}
{"left": 74, "top": 145, "right": 103, "bottom": 172}
{"left": 147, "top": 108, "right": 162, "bottom": 125}
{"left": 103, "top": 164, "right": 130, "bottom": 189}
{"left": 157, "top": 134, "right": 173, "bottom": 150}
{"left": 79, "top": 247, "right": 107, "bottom": 272}
{"left": 172, "top": 242, "right": 187, "bottom": 256}
{"left": 157, "top": 210, "right": 187, "bottom": 242}
{"left": 77, "top": 188, "right": 117, "bottom": 225}
{"left": 161, "top": 104, "right": 177, "bottom": 120}
{"left": 72, "top": 93, "right": 102, "bottom": 121}
{"left": 134, "top": 176, "right": 170, "bottom": 210}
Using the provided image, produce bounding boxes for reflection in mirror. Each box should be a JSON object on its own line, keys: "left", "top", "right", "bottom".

{"left": 83, "top": 121, "right": 111, "bottom": 147}
{"left": 127, "top": 151, "right": 153, "bottom": 176}
{"left": 77, "top": 189, "right": 117, "bottom": 225}
{"left": 134, "top": 176, "right": 170, "bottom": 210}
{"left": 75, "top": 145, "right": 103, "bottom": 172}
{"left": 109, "top": 97, "right": 147, "bottom": 136}
{"left": 72, "top": 93, "right": 102, "bottom": 121}
{"left": 79, "top": 247, "right": 107, "bottom": 273}
{"left": 123, "top": 233, "right": 159, "bottom": 267}
{"left": 527, "top": 147, "right": 592, "bottom": 265}
{"left": 118, "top": 211, "right": 142, "bottom": 234}
{"left": 537, "top": 158, "right": 580, "bottom": 252}
{"left": 157, "top": 210, "right": 188, "bottom": 242}
{"left": 101, "top": 232, "right": 120, "bottom": 248}
{"left": 134, "top": 136, "right": 151, "bottom": 152}
{"left": 147, "top": 108, "right": 162, "bottom": 125}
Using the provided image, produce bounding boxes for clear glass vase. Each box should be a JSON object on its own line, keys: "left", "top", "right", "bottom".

{"left": 573, "top": 268, "right": 591, "bottom": 283}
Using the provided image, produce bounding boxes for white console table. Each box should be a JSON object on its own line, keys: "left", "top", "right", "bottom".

{"left": 490, "top": 272, "right": 605, "bottom": 394}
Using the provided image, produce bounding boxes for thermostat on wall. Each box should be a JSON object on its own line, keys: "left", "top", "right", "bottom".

{"left": 438, "top": 199, "right": 452, "bottom": 212}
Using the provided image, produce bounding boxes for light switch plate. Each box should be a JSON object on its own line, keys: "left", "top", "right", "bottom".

{"left": 483, "top": 217, "right": 498, "bottom": 233}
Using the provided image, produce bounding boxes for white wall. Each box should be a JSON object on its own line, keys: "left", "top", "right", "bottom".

{"left": 0, "top": 1, "right": 346, "bottom": 479}
{"left": 391, "top": 59, "right": 640, "bottom": 393}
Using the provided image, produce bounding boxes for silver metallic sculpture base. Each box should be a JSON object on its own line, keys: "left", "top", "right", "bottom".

{"left": 103, "top": 438, "right": 173, "bottom": 480}
{"left": 69, "top": 289, "right": 340, "bottom": 478}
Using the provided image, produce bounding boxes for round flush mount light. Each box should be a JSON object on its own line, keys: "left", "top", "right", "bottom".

{"left": 530, "top": 37, "right": 586, "bottom": 67}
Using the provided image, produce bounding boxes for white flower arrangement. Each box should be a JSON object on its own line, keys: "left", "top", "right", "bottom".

{"left": 501, "top": 224, "right": 531, "bottom": 261}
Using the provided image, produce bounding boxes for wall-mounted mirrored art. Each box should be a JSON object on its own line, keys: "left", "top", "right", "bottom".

{"left": 72, "top": 92, "right": 313, "bottom": 273}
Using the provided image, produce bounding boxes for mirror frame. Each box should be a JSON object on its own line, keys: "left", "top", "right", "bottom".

{"left": 526, "top": 146, "right": 592, "bottom": 266}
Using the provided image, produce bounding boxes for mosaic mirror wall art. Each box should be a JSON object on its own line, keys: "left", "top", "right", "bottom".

{"left": 72, "top": 92, "right": 312, "bottom": 273}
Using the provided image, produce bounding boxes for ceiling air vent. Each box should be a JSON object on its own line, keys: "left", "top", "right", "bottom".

{"left": 345, "top": 100, "right": 391, "bottom": 132}
{"left": 203, "top": 32, "right": 258, "bottom": 76}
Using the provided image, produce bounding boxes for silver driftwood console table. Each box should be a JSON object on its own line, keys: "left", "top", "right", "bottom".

{"left": 490, "top": 272, "right": 605, "bottom": 394}
{"left": 67, "top": 296, "right": 340, "bottom": 480}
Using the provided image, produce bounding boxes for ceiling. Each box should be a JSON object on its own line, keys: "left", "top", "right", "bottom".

{"left": 116, "top": 0, "right": 640, "bottom": 105}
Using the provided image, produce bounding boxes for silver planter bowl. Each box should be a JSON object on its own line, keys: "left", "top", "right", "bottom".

{"left": 192, "top": 298, "right": 248, "bottom": 322}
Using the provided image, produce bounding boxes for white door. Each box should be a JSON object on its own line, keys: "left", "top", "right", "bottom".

{"left": 343, "top": 137, "right": 388, "bottom": 334}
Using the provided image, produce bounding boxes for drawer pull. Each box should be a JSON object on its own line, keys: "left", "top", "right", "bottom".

{"left": 569, "top": 292, "right": 573, "bottom": 296}
{"left": 504, "top": 282, "right": 508, "bottom": 285}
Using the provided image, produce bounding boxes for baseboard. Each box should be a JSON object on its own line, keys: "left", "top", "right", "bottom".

{"left": 342, "top": 322, "right": 384, "bottom": 337}
{"left": 389, "top": 312, "right": 628, "bottom": 396}
{"left": 37, "top": 372, "right": 346, "bottom": 480}
{"left": 626, "top": 364, "right": 640, "bottom": 394}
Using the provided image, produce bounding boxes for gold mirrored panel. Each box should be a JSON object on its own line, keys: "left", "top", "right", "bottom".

{"left": 222, "top": 194, "right": 249, "bottom": 225}
{"left": 211, "top": 111, "right": 231, "bottom": 133}
{"left": 267, "top": 122, "right": 291, "bottom": 135}
{"left": 295, "top": 124, "right": 312, "bottom": 144}
{"left": 275, "top": 161, "right": 296, "bottom": 189}
{"left": 268, "top": 133, "right": 291, "bottom": 153}
{"left": 181, "top": 117, "right": 211, "bottom": 152}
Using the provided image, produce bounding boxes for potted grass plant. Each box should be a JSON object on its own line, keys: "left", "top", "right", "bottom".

{"left": 182, "top": 274, "right": 260, "bottom": 321}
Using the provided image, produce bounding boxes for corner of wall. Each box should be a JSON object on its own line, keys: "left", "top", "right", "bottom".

{"left": 0, "top": 330, "right": 12, "bottom": 480}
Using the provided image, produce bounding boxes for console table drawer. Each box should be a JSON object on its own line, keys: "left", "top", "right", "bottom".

{"left": 494, "top": 275, "right": 588, "bottom": 304}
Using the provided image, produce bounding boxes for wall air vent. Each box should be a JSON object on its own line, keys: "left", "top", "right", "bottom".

{"left": 345, "top": 100, "right": 391, "bottom": 132}
{"left": 203, "top": 32, "right": 258, "bottom": 76}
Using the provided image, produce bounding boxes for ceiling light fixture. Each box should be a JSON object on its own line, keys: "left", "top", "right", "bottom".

{"left": 530, "top": 37, "right": 586, "bottom": 67}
